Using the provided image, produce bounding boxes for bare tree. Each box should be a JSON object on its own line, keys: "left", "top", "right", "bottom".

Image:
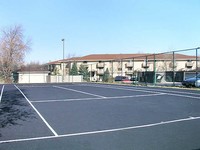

{"left": 20, "top": 61, "right": 48, "bottom": 72}
{"left": 0, "top": 25, "right": 31, "bottom": 83}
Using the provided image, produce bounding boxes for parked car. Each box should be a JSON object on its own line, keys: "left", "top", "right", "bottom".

{"left": 114, "top": 76, "right": 128, "bottom": 81}
{"left": 182, "top": 74, "right": 200, "bottom": 87}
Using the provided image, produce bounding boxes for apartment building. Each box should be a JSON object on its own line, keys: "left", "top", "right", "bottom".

{"left": 48, "top": 53, "right": 198, "bottom": 82}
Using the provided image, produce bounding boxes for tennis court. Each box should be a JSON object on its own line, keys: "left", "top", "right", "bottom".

{"left": 0, "top": 83, "right": 200, "bottom": 150}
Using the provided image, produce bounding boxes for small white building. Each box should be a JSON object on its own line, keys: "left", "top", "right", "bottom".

{"left": 18, "top": 71, "right": 49, "bottom": 83}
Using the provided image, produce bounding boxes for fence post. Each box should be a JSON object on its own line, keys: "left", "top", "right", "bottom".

{"left": 153, "top": 54, "right": 156, "bottom": 85}
{"left": 172, "top": 51, "right": 175, "bottom": 86}
{"left": 145, "top": 56, "right": 148, "bottom": 86}
{"left": 196, "top": 48, "right": 198, "bottom": 82}
{"left": 121, "top": 59, "right": 123, "bottom": 76}
{"left": 112, "top": 60, "right": 114, "bottom": 82}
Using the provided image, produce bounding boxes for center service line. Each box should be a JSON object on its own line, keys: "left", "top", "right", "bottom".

{"left": 53, "top": 85, "right": 107, "bottom": 98}
{"left": 14, "top": 85, "right": 58, "bottom": 137}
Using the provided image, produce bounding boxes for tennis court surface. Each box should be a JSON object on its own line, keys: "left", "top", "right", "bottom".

{"left": 0, "top": 83, "right": 200, "bottom": 150}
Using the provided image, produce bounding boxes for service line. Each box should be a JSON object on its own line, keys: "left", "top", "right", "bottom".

{"left": 53, "top": 85, "right": 107, "bottom": 98}
{"left": 81, "top": 84, "right": 163, "bottom": 94}
{"left": 1, "top": 116, "right": 200, "bottom": 144}
{"left": 31, "top": 93, "right": 166, "bottom": 103}
{"left": 14, "top": 85, "right": 58, "bottom": 137}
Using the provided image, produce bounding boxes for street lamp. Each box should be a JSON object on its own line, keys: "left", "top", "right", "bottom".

{"left": 61, "top": 39, "right": 65, "bottom": 82}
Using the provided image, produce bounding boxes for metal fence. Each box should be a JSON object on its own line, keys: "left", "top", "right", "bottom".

{"left": 22, "top": 47, "right": 200, "bottom": 86}
{"left": 108, "top": 47, "right": 200, "bottom": 87}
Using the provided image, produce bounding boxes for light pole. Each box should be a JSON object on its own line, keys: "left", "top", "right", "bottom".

{"left": 62, "top": 39, "right": 65, "bottom": 82}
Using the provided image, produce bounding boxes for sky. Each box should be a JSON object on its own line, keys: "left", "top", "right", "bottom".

{"left": 0, "top": 0, "right": 200, "bottom": 63}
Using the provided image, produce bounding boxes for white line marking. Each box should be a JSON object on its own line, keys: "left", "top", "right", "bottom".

{"left": 166, "top": 93, "right": 200, "bottom": 99}
{"left": 17, "top": 86, "right": 52, "bottom": 88}
{"left": 14, "top": 85, "right": 58, "bottom": 136}
{"left": 80, "top": 84, "right": 163, "bottom": 94}
{"left": 131, "top": 87, "right": 200, "bottom": 96}
{"left": 30, "top": 93, "right": 166, "bottom": 103}
{"left": 53, "top": 85, "right": 106, "bottom": 98}
{"left": 82, "top": 84, "right": 200, "bottom": 97}
{"left": 1, "top": 116, "right": 200, "bottom": 144}
{"left": 0, "top": 85, "right": 5, "bottom": 103}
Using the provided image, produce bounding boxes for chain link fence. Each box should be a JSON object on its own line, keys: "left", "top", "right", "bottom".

{"left": 107, "top": 47, "right": 200, "bottom": 87}
{"left": 76, "top": 47, "right": 199, "bottom": 87}
{"left": 25, "top": 47, "right": 199, "bottom": 87}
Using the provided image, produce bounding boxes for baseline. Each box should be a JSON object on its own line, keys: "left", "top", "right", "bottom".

{"left": 1, "top": 116, "right": 200, "bottom": 144}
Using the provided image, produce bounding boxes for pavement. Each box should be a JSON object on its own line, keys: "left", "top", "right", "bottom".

{"left": 0, "top": 83, "right": 200, "bottom": 150}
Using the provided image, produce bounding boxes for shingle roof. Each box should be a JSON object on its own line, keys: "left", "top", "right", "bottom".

{"left": 48, "top": 53, "right": 197, "bottom": 64}
{"left": 74, "top": 54, "right": 148, "bottom": 61}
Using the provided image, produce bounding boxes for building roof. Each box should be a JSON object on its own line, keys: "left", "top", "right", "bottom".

{"left": 48, "top": 53, "right": 197, "bottom": 64}
{"left": 76, "top": 54, "right": 149, "bottom": 61}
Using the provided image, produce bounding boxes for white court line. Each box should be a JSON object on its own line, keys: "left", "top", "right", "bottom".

{"left": 89, "top": 85, "right": 200, "bottom": 99}
{"left": 30, "top": 93, "right": 166, "bottom": 103}
{"left": 1, "top": 116, "right": 200, "bottom": 144}
{"left": 53, "top": 85, "right": 107, "bottom": 98}
{"left": 14, "top": 85, "right": 58, "bottom": 136}
{"left": 80, "top": 84, "right": 163, "bottom": 94}
{"left": 166, "top": 93, "right": 200, "bottom": 99}
{"left": 82, "top": 84, "right": 200, "bottom": 97}
{"left": 17, "top": 86, "right": 52, "bottom": 88}
{"left": 0, "top": 85, "right": 5, "bottom": 103}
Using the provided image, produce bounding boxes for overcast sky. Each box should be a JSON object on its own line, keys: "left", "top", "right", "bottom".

{"left": 0, "top": 0, "right": 200, "bottom": 63}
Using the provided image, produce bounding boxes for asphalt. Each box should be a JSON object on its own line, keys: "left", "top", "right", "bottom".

{"left": 0, "top": 83, "right": 200, "bottom": 150}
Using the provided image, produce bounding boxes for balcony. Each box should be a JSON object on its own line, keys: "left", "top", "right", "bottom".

{"left": 82, "top": 63, "right": 88, "bottom": 68}
{"left": 125, "top": 63, "right": 133, "bottom": 68}
{"left": 141, "top": 63, "right": 149, "bottom": 69}
{"left": 169, "top": 62, "right": 177, "bottom": 68}
{"left": 97, "top": 69, "right": 104, "bottom": 75}
{"left": 125, "top": 71, "right": 133, "bottom": 75}
{"left": 117, "top": 65, "right": 122, "bottom": 69}
{"left": 185, "top": 61, "right": 193, "bottom": 68}
{"left": 96, "top": 63, "right": 104, "bottom": 68}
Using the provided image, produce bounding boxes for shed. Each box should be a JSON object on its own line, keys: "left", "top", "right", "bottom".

{"left": 18, "top": 71, "right": 50, "bottom": 83}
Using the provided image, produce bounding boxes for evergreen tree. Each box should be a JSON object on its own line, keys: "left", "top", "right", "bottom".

{"left": 70, "top": 62, "right": 78, "bottom": 75}
{"left": 103, "top": 68, "right": 110, "bottom": 82}
{"left": 79, "top": 64, "right": 89, "bottom": 81}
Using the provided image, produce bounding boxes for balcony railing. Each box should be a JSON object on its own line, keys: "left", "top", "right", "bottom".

{"left": 96, "top": 63, "right": 104, "bottom": 68}
{"left": 117, "top": 65, "right": 122, "bottom": 69}
{"left": 141, "top": 63, "right": 149, "bottom": 69}
{"left": 82, "top": 64, "right": 88, "bottom": 68}
{"left": 185, "top": 61, "right": 193, "bottom": 68}
{"left": 169, "top": 62, "right": 177, "bottom": 68}
{"left": 125, "top": 63, "right": 133, "bottom": 68}
{"left": 125, "top": 71, "right": 133, "bottom": 75}
{"left": 97, "top": 69, "right": 104, "bottom": 75}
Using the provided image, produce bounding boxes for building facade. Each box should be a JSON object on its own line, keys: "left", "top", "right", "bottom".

{"left": 48, "top": 53, "right": 198, "bottom": 82}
